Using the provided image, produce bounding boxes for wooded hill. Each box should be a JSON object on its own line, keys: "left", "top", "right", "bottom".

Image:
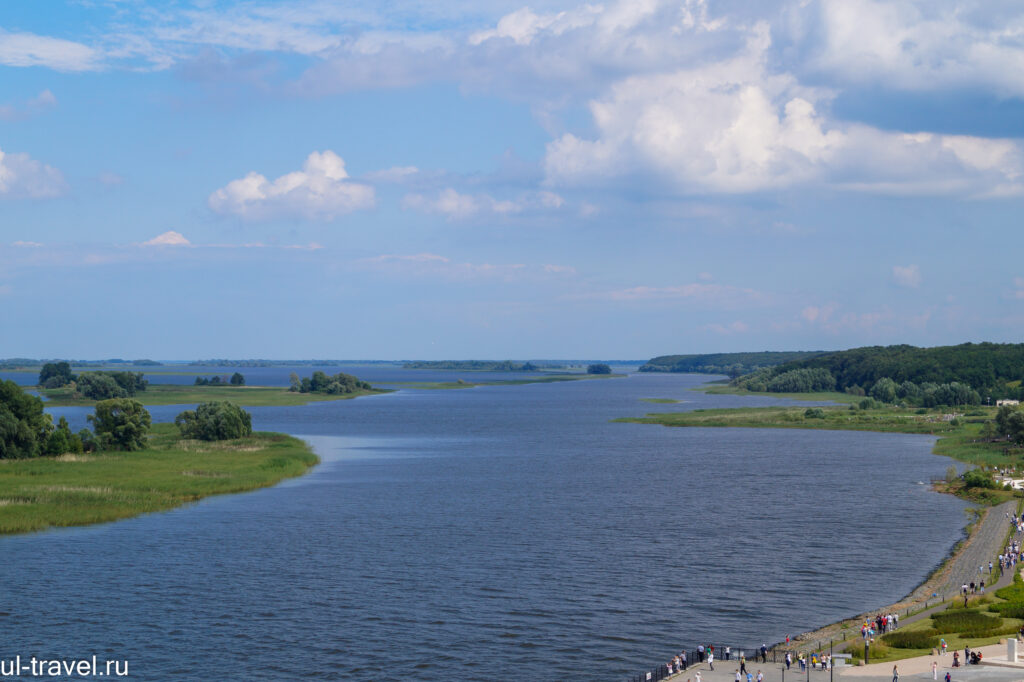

{"left": 639, "top": 351, "right": 827, "bottom": 376}
{"left": 732, "top": 343, "right": 1024, "bottom": 401}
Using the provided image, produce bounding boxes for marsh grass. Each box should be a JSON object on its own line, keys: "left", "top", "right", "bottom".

{"left": 0, "top": 423, "right": 317, "bottom": 535}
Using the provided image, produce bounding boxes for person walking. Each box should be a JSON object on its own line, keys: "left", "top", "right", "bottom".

{"left": 709, "top": 651, "right": 715, "bottom": 671}
{"left": 740, "top": 653, "right": 747, "bottom": 674}
{"left": 761, "top": 644, "right": 768, "bottom": 664}
{"left": 736, "top": 669, "right": 742, "bottom": 682}
{"left": 940, "top": 638, "right": 947, "bottom": 655}
{"left": 785, "top": 652, "right": 791, "bottom": 671}
{"left": 893, "top": 664, "right": 899, "bottom": 682}
{"left": 699, "top": 645, "right": 705, "bottom": 663}
{"left": 757, "top": 670, "right": 764, "bottom": 682}
{"left": 726, "top": 646, "right": 731, "bottom": 661}
{"left": 696, "top": 671, "right": 703, "bottom": 682}
{"left": 932, "top": 661, "right": 937, "bottom": 680}
{"left": 681, "top": 651, "right": 687, "bottom": 671}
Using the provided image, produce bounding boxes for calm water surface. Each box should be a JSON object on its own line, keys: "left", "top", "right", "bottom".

{"left": 6, "top": 373, "right": 967, "bottom": 680}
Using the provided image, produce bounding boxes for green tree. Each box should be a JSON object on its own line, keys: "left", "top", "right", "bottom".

{"left": 996, "top": 405, "right": 1019, "bottom": 438}
{"left": 0, "top": 380, "right": 52, "bottom": 459}
{"left": 980, "top": 421, "right": 999, "bottom": 441}
{"left": 229, "top": 372, "right": 246, "bottom": 386}
{"left": 88, "top": 399, "right": 151, "bottom": 451}
{"left": 869, "top": 377, "right": 899, "bottom": 403}
{"left": 39, "top": 361, "right": 75, "bottom": 388}
{"left": 77, "top": 373, "right": 128, "bottom": 400}
{"left": 44, "top": 416, "right": 84, "bottom": 455}
{"left": 587, "top": 363, "right": 612, "bottom": 375}
{"left": 288, "top": 372, "right": 301, "bottom": 392}
{"left": 175, "top": 402, "right": 253, "bottom": 441}
{"left": 963, "top": 469, "right": 997, "bottom": 489}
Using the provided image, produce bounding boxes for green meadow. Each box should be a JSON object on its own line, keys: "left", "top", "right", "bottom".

{"left": 0, "top": 424, "right": 317, "bottom": 535}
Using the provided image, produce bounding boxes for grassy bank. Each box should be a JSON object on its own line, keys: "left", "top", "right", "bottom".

{"left": 392, "top": 373, "right": 626, "bottom": 390}
{"left": 39, "top": 384, "right": 390, "bottom": 407}
{"left": 0, "top": 423, "right": 318, "bottom": 535}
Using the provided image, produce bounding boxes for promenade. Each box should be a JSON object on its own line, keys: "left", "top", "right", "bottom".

{"left": 639, "top": 500, "right": 1024, "bottom": 682}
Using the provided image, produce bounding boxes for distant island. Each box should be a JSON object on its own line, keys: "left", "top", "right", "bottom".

{"left": 402, "top": 360, "right": 568, "bottom": 371}
{"left": 638, "top": 351, "right": 827, "bottom": 376}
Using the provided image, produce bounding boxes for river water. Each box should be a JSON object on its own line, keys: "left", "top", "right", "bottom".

{"left": 4, "top": 370, "right": 967, "bottom": 680}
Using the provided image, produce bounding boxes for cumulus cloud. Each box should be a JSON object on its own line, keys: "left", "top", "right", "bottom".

{"left": 208, "top": 151, "right": 375, "bottom": 221}
{"left": 543, "top": 23, "right": 1024, "bottom": 196}
{"left": 791, "top": 0, "right": 1024, "bottom": 97}
{"left": 401, "top": 187, "right": 565, "bottom": 219}
{"left": 892, "top": 264, "right": 922, "bottom": 288}
{"left": 142, "top": 231, "right": 191, "bottom": 246}
{"left": 0, "top": 147, "right": 67, "bottom": 199}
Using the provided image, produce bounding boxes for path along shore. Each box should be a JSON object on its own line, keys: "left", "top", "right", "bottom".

{"left": 653, "top": 499, "right": 1023, "bottom": 682}
{"left": 783, "top": 499, "right": 1020, "bottom": 654}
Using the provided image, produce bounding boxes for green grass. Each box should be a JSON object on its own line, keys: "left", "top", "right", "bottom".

{"left": 697, "top": 384, "right": 861, "bottom": 404}
{"left": 39, "top": 384, "right": 391, "bottom": 407}
{"left": 0, "top": 423, "right": 318, "bottom": 535}
{"left": 392, "top": 374, "right": 626, "bottom": 390}
{"left": 640, "top": 398, "right": 681, "bottom": 404}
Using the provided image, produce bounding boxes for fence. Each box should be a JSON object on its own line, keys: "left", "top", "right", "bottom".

{"left": 627, "top": 646, "right": 782, "bottom": 682}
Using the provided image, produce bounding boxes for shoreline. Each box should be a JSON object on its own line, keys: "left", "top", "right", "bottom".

{"left": 779, "top": 498, "right": 1018, "bottom": 654}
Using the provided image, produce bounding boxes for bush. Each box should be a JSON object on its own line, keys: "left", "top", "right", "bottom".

{"left": 587, "top": 363, "right": 612, "bottom": 375}
{"left": 931, "top": 610, "right": 1003, "bottom": 634}
{"left": 804, "top": 408, "right": 826, "bottom": 419}
{"left": 882, "top": 631, "right": 939, "bottom": 649}
{"left": 0, "top": 379, "right": 51, "bottom": 459}
{"left": 962, "top": 469, "right": 998, "bottom": 489}
{"left": 175, "top": 402, "right": 253, "bottom": 441}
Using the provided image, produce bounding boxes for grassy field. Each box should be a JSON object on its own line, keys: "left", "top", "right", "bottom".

{"left": 39, "top": 384, "right": 390, "bottom": 407}
{"left": 0, "top": 423, "right": 318, "bottom": 535}
{"left": 392, "top": 373, "right": 626, "bottom": 390}
{"left": 640, "top": 398, "right": 681, "bottom": 404}
{"left": 698, "top": 384, "right": 862, "bottom": 404}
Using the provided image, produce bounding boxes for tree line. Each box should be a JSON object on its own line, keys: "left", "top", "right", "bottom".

{"left": 639, "top": 351, "right": 827, "bottom": 376}
{"left": 288, "top": 370, "right": 372, "bottom": 394}
{"left": 39, "top": 362, "right": 148, "bottom": 400}
{"left": 1, "top": 379, "right": 255, "bottom": 459}
{"left": 730, "top": 343, "right": 1024, "bottom": 402}
{"left": 194, "top": 372, "right": 245, "bottom": 386}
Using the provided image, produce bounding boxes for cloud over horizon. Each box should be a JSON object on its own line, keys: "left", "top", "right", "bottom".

{"left": 208, "top": 150, "right": 375, "bottom": 221}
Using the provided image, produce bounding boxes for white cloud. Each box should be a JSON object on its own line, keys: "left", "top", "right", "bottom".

{"left": 142, "top": 231, "right": 191, "bottom": 247}
{"left": 796, "top": 0, "right": 1024, "bottom": 97}
{"left": 360, "top": 252, "right": 531, "bottom": 280}
{"left": 0, "top": 90, "right": 57, "bottom": 122}
{"left": 11, "top": 241, "right": 43, "bottom": 248}
{"left": 364, "top": 165, "right": 419, "bottom": 183}
{"left": 892, "top": 264, "right": 922, "bottom": 288}
{"left": 0, "top": 147, "right": 67, "bottom": 199}
{"left": 0, "top": 32, "right": 100, "bottom": 71}
{"left": 586, "top": 282, "right": 766, "bottom": 308}
{"left": 544, "top": 23, "right": 1024, "bottom": 196}
{"left": 208, "top": 151, "right": 375, "bottom": 221}
{"left": 401, "top": 187, "right": 565, "bottom": 219}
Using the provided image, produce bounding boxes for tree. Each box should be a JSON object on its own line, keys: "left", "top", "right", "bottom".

{"left": 980, "top": 420, "right": 999, "bottom": 441}
{"left": 869, "top": 377, "right": 898, "bottom": 403}
{"left": 587, "top": 363, "right": 612, "bottom": 375}
{"left": 963, "top": 469, "right": 997, "bottom": 489}
{"left": 1007, "top": 410, "right": 1024, "bottom": 446}
{"left": 229, "top": 372, "right": 245, "bottom": 386}
{"left": 288, "top": 372, "right": 301, "bottom": 392}
{"left": 88, "top": 399, "right": 151, "bottom": 451}
{"left": 0, "top": 380, "right": 52, "bottom": 459}
{"left": 78, "top": 373, "right": 128, "bottom": 400}
{"left": 44, "top": 416, "right": 84, "bottom": 455}
{"left": 996, "top": 405, "right": 1019, "bottom": 438}
{"left": 175, "top": 402, "right": 252, "bottom": 441}
{"left": 39, "top": 361, "right": 75, "bottom": 388}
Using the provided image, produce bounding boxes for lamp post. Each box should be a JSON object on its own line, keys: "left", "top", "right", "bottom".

{"left": 830, "top": 639, "right": 833, "bottom": 682}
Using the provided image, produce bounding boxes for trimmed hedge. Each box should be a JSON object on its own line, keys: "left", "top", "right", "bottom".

{"left": 881, "top": 631, "right": 940, "bottom": 649}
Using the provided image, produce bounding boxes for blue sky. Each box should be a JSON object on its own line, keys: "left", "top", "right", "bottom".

{"left": 1, "top": 0, "right": 1023, "bottom": 359}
